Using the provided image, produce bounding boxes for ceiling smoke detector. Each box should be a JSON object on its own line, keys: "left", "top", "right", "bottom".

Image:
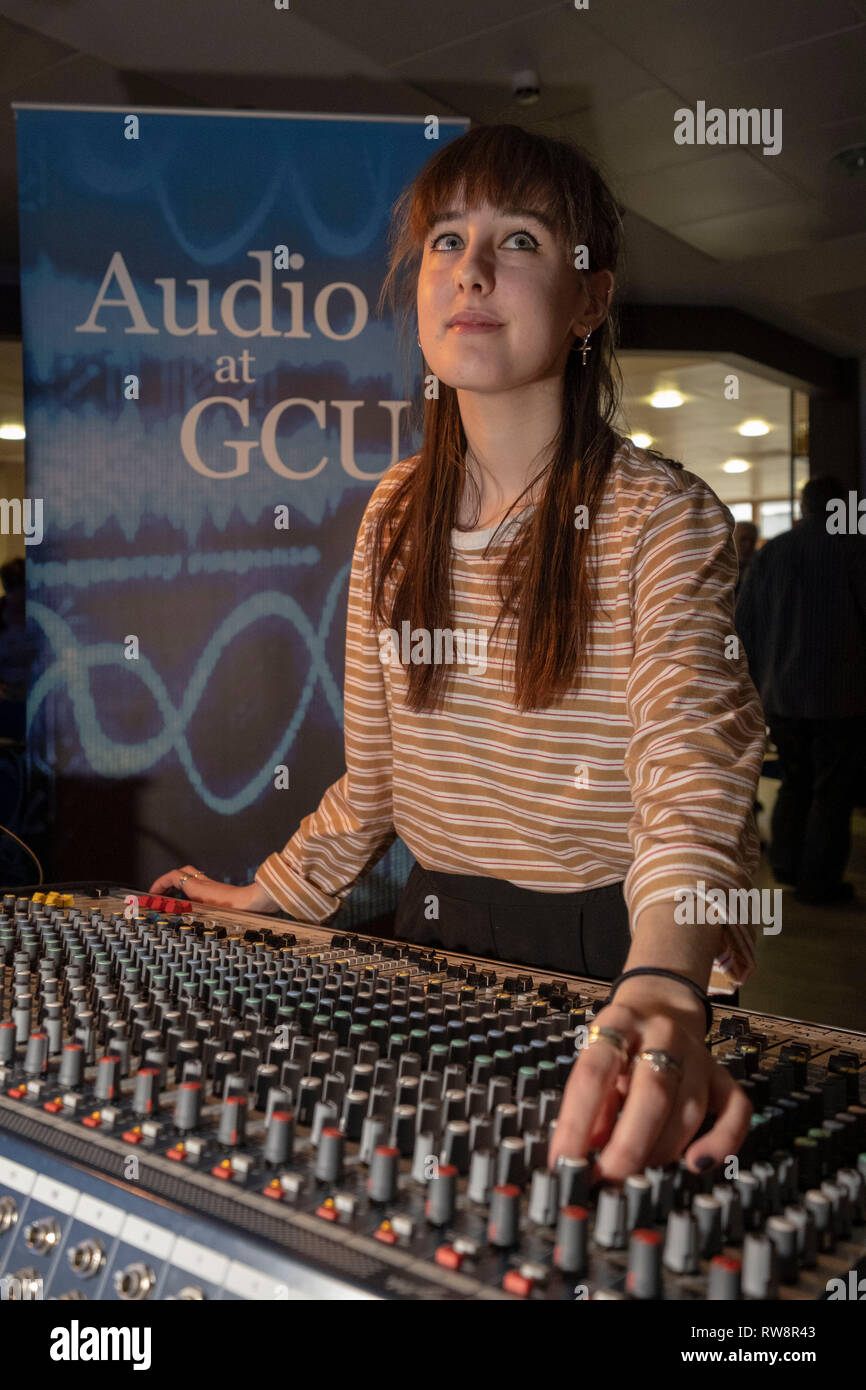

{"left": 512, "top": 70, "right": 540, "bottom": 106}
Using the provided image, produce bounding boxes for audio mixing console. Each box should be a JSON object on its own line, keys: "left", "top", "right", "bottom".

{"left": 0, "top": 884, "right": 864, "bottom": 1302}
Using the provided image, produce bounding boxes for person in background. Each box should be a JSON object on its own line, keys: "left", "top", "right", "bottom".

{"left": 735, "top": 474, "right": 866, "bottom": 903}
{"left": 733, "top": 519, "right": 759, "bottom": 596}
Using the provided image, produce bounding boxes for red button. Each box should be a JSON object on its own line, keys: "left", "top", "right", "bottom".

{"left": 122, "top": 1129, "right": 143, "bottom": 1144}
{"left": 316, "top": 1203, "right": 339, "bottom": 1221}
{"left": 43, "top": 1100, "right": 63, "bottom": 1113}
{"left": 503, "top": 1270, "right": 534, "bottom": 1297}
{"left": 435, "top": 1245, "right": 462, "bottom": 1270}
{"left": 7, "top": 1087, "right": 26, "bottom": 1099}
{"left": 138, "top": 895, "right": 152, "bottom": 908}
{"left": 166, "top": 1146, "right": 187, "bottom": 1162}
{"left": 211, "top": 1164, "right": 233, "bottom": 1180}
{"left": 374, "top": 1226, "right": 398, "bottom": 1245}
{"left": 82, "top": 1113, "right": 102, "bottom": 1128}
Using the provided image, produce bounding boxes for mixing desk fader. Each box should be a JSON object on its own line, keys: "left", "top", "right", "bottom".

{"left": 0, "top": 884, "right": 864, "bottom": 1301}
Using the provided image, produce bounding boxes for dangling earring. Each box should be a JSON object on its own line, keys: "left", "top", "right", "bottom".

{"left": 577, "top": 327, "right": 592, "bottom": 366}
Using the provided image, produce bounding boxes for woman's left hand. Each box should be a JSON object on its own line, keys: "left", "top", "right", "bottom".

{"left": 548, "top": 976, "right": 753, "bottom": 1182}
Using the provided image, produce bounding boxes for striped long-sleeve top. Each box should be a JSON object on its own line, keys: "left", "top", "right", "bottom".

{"left": 256, "top": 439, "right": 767, "bottom": 992}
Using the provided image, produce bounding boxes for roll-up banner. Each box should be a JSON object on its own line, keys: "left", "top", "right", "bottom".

{"left": 12, "top": 105, "right": 469, "bottom": 922}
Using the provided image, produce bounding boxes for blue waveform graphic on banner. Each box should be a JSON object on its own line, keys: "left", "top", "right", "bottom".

{"left": 27, "top": 564, "right": 348, "bottom": 813}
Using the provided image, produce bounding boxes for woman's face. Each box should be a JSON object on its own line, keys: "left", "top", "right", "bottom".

{"left": 416, "top": 199, "right": 612, "bottom": 393}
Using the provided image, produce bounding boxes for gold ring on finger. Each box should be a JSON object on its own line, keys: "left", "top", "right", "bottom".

{"left": 634, "top": 1048, "right": 683, "bottom": 1079}
{"left": 587, "top": 1024, "right": 630, "bottom": 1064}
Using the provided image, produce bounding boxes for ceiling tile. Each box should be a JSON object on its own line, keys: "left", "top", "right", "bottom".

{"left": 560, "top": 90, "right": 728, "bottom": 179}
{"left": 673, "top": 28, "right": 866, "bottom": 127}
{"left": 584, "top": 0, "right": 863, "bottom": 83}
{"left": 672, "top": 198, "right": 835, "bottom": 259}
{"left": 621, "top": 150, "right": 796, "bottom": 228}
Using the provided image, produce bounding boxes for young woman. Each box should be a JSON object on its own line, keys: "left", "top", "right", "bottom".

{"left": 151, "top": 125, "right": 766, "bottom": 1183}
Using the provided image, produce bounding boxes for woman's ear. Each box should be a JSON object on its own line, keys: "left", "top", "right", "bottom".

{"left": 585, "top": 269, "right": 615, "bottom": 327}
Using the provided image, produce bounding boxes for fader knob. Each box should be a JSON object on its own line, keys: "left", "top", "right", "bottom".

{"left": 58, "top": 1042, "right": 84, "bottom": 1089}
{"left": 254, "top": 1063, "right": 279, "bottom": 1113}
{"left": 662, "top": 1210, "right": 699, "bottom": 1274}
{"left": 783, "top": 1204, "right": 817, "bottom": 1267}
{"left": 315, "top": 1127, "right": 345, "bottom": 1183}
{"left": 594, "top": 1187, "right": 627, "bottom": 1249}
{"left": 741, "top": 1233, "right": 778, "bottom": 1299}
{"left": 23, "top": 1031, "right": 48, "bottom": 1076}
{"left": 625, "top": 1230, "right": 662, "bottom": 1299}
{"left": 468, "top": 1150, "right": 495, "bottom": 1205}
{"left": 488, "top": 1185, "right": 520, "bottom": 1247}
{"left": 389, "top": 1105, "right": 417, "bottom": 1158}
{"left": 174, "top": 1081, "right": 202, "bottom": 1132}
{"left": 765, "top": 1216, "right": 797, "bottom": 1283}
{"left": 218, "top": 1094, "right": 246, "bottom": 1147}
{"left": 693, "top": 1194, "right": 722, "bottom": 1257}
{"left": 263, "top": 1109, "right": 295, "bottom": 1166}
{"left": 624, "top": 1175, "right": 652, "bottom": 1230}
{"left": 804, "top": 1189, "right": 832, "bottom": 1251}
{"left": 712, "top": 1183, "right": 744, "bottom": 1243}
{"left": 426, "top": 1165, "right": 457, "bottom": 1227}
{"left": 94, "top": 1054, "right": 120, "bottom": 1101}
{"left": 132, "top": 1067, "right": 160, "bottom": 1116}
{"left": 554, "top": 1206, "right": 588, "bottom": 1274}
{"left": 528, "top": 1169, "right": 560, "bottom": 1227}
{"left": 412, "top": 1131, "right": 437, "bottom": 1185}
{"left": 360, "top": 1116, "right": 388, "bottom": 1166}
{"left": 496, "top": 1137, "right": 526, "bottom": 1188}
{"left": 556, "top": 1155, "right": 590, "bottom": 1207}
{"left": 368, "top": 1146, "right": 399, "bottom": 1203}
{"left": 707, "top": 1255, "right": 741, "bottom": 1301}
{"left": 441, "top": 1121, "right": 470, "bottom": 1174}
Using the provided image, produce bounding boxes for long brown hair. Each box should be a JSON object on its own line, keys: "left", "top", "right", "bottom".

{"left": 372, "top": 123, "right": 626, "bottom": 713}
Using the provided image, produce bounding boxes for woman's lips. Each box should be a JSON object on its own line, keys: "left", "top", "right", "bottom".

{"left": 447, "top": 322, "right": 504, "bottom": 334}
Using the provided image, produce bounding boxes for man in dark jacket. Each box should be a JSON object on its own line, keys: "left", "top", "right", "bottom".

{"left": 735, "top": 475, "right": 866, "bottom": 903}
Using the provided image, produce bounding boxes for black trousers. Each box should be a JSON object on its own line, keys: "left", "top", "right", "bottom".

{"left": 393, "top": 863, "right": 632, "bottom": 982}
{"left": 768, "top": 714, "right": 866, "bottom": 894}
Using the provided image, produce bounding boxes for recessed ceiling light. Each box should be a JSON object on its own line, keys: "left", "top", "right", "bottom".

{"left": 737, "top": 419, "right": 770, "bottom": 437}
{"left": 723, "top": 459, "right": 751, "bottom": 474}
{"left": 649, "top": 390, "right": 684, "bottom": 409}
{"left": 0, "top": 423, "right": 25, "bottom": 440}
{"left": 630, "top": 432, "right": 653, "bottom": 448}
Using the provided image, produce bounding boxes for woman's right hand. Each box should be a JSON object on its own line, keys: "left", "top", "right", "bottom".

{"left": 146, "top": 865, "right": 279, "bottom": 914}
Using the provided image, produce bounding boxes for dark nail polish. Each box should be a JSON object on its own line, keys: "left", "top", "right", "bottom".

{"left": 695, "top": 1155, "right": 714, "bottom": 1171}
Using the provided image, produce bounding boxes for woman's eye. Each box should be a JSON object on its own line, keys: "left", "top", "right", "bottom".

{"left": 430, "top": 233, "right": 461, "bottom": 251}
{"left": 503, "top": 231, "right": 539, "bottom": 250}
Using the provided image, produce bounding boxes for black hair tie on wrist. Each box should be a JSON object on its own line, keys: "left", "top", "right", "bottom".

{"left": 604, "top": 967, "right": 713, "bottom": 1038}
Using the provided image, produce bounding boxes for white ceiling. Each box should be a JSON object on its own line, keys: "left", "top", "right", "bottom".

{"left": 0, "top": 0, "right": 863, "bottom": 361}
{"left": 617, "top": 352, "right": 794, "bottom": 503}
